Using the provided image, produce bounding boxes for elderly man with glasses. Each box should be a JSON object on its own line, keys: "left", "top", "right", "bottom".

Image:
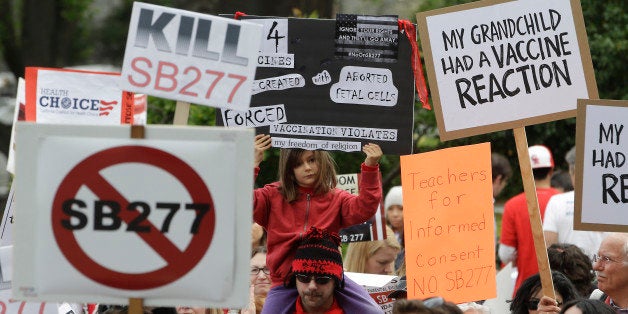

{"left": 591, "top": 233, "right": 628, "bottom": 313}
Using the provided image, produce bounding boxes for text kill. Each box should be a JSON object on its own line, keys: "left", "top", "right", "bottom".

{"left": 125, "top": 7, "right": 252, "bottom": 104}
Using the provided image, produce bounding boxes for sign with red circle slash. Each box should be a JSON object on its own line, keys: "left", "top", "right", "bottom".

{"left": 12, "top": 123, "right": 254, "bottom": 308}
{"left": 51, "top": 145, "right": 215, "bottom": 290}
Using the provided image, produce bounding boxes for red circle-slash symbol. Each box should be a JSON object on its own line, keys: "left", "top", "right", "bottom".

{"left": 51, "top": 145, "right": 215, "bottom": 290}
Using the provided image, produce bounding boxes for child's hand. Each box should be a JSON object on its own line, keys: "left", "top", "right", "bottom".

{"left": 363, "top": 143, "right": 382, "bottom": 167}
{"left": 254, "top": 134, "right": 272, "bottom": 167}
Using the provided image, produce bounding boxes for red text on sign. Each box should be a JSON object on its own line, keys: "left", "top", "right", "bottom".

{"left": 127, "top": 57, "right": 247, "bottom": 103}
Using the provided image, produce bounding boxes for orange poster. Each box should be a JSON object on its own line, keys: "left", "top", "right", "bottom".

{"left": 400, "top": 142, "right": 495, "bottom": 303}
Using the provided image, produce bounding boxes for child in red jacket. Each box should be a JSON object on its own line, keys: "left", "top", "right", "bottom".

{"left": 253, "top": 134, "right": 383, "bottom": 314}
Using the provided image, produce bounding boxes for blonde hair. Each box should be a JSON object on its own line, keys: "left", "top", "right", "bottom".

{"left": 278, "top": 148, "right": 337, "bottom": 202}
{"left": 344, "top": 226, "right": 401, "bottom": 273}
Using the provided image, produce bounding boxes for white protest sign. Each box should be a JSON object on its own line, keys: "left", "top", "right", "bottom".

{"left": 120, "top": 2, "right": 262, "bottom": 110}
{"left": 575, "top": 99, "right": 628, "bottom": 232}
{"left": 417, "top": 0, "right": 598, "bottom": 141}
{"left": 345, "top": 272, "right": 399, "bottom": 314}
{"left": 25, "top": 67, "right": 135, "bottom": 125}
{"left": 13, "top": 123, "right": 254, "bottom": 307}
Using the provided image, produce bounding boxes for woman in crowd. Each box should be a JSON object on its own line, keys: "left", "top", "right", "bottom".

{"left": 344, "top": 226, "right": 401, "bottom": 275}
{"left": 509, "top": 271, "right": 580, "bottom": 314}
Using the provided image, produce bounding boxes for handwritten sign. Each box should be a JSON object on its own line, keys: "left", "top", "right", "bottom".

{"left": 417, "top": 0, "right": 597, "bottom": 141}
{"left": 120, "top": 2, "right": 262, "bottom": 111}
{"left": 574, "top": 99, "right": 628, "bottom": 232}
{"left": 217, "top": 16, "right": 415, "bottom": 154}
{"left": 400, "top": 143, "right": 495, "bottom": 302}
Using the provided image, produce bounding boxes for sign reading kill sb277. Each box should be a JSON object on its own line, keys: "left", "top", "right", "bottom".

{"left": 120, "top": 2, "right": 262, "bottom": 110}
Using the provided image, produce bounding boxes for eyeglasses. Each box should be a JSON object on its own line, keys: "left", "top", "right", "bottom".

{"left": 593, "top": 254, "right": 622, "bottom": 265}
{"left": 527, "top": 298, "right": 562, "bottom": 310}
{"left": 250, "top": 267, "right": 270, "bottom": 276}
{"left": 295, "top": 274, "right": 333, "bottom": 285}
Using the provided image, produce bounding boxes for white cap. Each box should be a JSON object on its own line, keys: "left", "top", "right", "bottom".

{"left": 529, "top": 145, "right": 554, "bottom": 169}
{"left": 384, "top": 186, "right": 403, "bottom": 209}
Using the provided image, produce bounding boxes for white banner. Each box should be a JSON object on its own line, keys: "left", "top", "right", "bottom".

{"left": 13, "top": 123, "right": 254, "bottom": 308}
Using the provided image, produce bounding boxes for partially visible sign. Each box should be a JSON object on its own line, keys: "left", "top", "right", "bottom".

{"left": 345, "top": 272, "right": 399, "bottom": 314}
{"left": 13, "top": 123, "right": 254, "bottom": 308}
{"left": 120, "top": 2, "right": 262, "bottom": 110}
{"left": 574, "top": 99, "right": 628, "bottom": 232}
{"left": 25, "top": 67, "right": 134, "bottom": 125}
{"left": 417, "top": 0, "right": 598, "bottom": 141}
{"left": 337, "top": 174, "right": 387, "bottom": 243}
{"left": 400, "top": 143, "right": 495, "bottom": 303}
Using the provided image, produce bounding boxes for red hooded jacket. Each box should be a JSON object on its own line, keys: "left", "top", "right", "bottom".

{"left": 254, "top": 163, "right": 382, "bottom": 286}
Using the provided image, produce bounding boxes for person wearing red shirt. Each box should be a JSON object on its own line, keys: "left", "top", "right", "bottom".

{"left": 499, "top": 145, "right": 559, "bottom": 293}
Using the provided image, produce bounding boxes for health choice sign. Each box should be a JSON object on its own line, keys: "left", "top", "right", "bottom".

{"left": 12, "top": 123, "right": 253, "bottom": 308}
{"left": 417, "top": 0, "right": 598, "bottom": 141}
{"left": 120, "top": 2, "right": 262, "bottom": 111}
{"left": 574, "top": 99, "right": 628, "bottom": 232}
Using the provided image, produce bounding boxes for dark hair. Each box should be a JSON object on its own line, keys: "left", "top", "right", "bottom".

{"left": 547, "top": 244, "right": 595, "bottom": 297}
{"left": 391, "top": 299, "right": 432, "bottom": 314}
{"left": 278, "top": 149, "right": 337, "bottom": 202}
{"left": 558, "top": 299, "right": 615, "bottom": 314}
{"left": 510, "top": 271, "right": 580, "bottom": 314}
{"left": 491, "top": 152, "right": 512, "bottom": 181}
{"left": 533, "top": 167, "right": 553, "bottom": 180}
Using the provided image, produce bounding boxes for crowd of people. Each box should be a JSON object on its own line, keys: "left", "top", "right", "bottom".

{"left": 90, "top": 138, "right": 626, "bottom": 314}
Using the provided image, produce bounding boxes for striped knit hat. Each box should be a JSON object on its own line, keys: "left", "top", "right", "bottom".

{"left": 289, "top": 227, "right": 344, "bottom": 287}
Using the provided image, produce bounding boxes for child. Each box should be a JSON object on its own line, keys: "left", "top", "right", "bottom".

{"left": 253, "top": 134, "right": 383, "bottom": 314}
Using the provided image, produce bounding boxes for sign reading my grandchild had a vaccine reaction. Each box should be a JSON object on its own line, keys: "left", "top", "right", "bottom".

{"left": 417, "top": 0, "right": 597, "bottom": 141}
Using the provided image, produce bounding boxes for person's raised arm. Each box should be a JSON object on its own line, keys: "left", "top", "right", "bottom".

{"left": 254, "top": 134, "right": 272, "bottom": 168}
{"left": 362, "top": 143, "right": 382, "bottom": 167}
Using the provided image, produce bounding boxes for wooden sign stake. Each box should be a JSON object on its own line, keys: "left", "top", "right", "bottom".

{"left": 174, "top": 101, "right": 191, "bottom": 126}
{"left": 513, "top": 127, "right": 556, "bottom": 299}
{"left": 128, "top": 297, "right": 143, "bottom": 314}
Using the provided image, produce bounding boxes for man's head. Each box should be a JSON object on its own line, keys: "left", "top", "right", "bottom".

{"left": 593, "top": 233, "right": 628, "bottom": 303}
{"left": 491, "top": 153, "right": 512, "bottom": 198}
{"left": 529, "top": 145, "right": 554, "bottom": 181}
{"left": 289, "top": 227, "right": 343, "bottom": 312}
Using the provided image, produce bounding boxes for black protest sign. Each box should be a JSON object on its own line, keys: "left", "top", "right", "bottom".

{"left": 417, "top": 0, "right": 598, "bottom": 141}
{"left": 574, "top": 99, "right": 628, "bottom": 232}
{"left": 217, "top": 15, "right": 415, "bottom": 154}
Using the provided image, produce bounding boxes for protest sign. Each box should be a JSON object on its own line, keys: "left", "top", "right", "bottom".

{"left": 120, "top": 2, "right": 262, "bottom": 111}
{"left": 25, "top": 67, "right": 134, "bottom": 125}
{"left": 12, "top": 123, "right": 253, "bottom": 308}
{"left": 400, "top": 143, "right": 495, "bottom": 302}
{"left": 345, "top": 272, "right": 399, "bottom": 314}
{"left": 336, "top": 174, "right": 387, "bottom": 243}
{"left": 217, "top": 15, "right": 416, "bottom": 154}
{"left": 417, "top": 0, "right": 598, "bottom": 141}
{"left": 574, "top": 99, "right": 628, "bottom": 232}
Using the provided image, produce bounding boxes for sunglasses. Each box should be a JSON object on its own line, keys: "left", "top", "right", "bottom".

{"left": 295, "top": 274, "right": 333, "bottom": 285}
{"left": 423, "top": 296, "right": 444, "bottom": 308}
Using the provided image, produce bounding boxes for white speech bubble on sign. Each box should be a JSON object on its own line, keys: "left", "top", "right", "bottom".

{"left": 330, "top": 66, "right": 398, "bottom": 107}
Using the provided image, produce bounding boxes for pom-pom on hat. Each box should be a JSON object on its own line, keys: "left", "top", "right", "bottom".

{"left": 289, "top": 227, "right": 344, "bottom": 287}
{"left": 384, "top": 185, "right": 403, "bottom": 210}
{"left": 529, "top": 145, "right": 554, "bottom": 169}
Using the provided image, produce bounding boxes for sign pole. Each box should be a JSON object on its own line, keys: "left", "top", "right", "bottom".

{"left": 512, "top": 127, "right": 556, "bottom": 299}
{"left": 128, "top": 298, "right": 143, "bottom": 314}
{"left": 174, "top": 101, "right": 191, "bottom": 125}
